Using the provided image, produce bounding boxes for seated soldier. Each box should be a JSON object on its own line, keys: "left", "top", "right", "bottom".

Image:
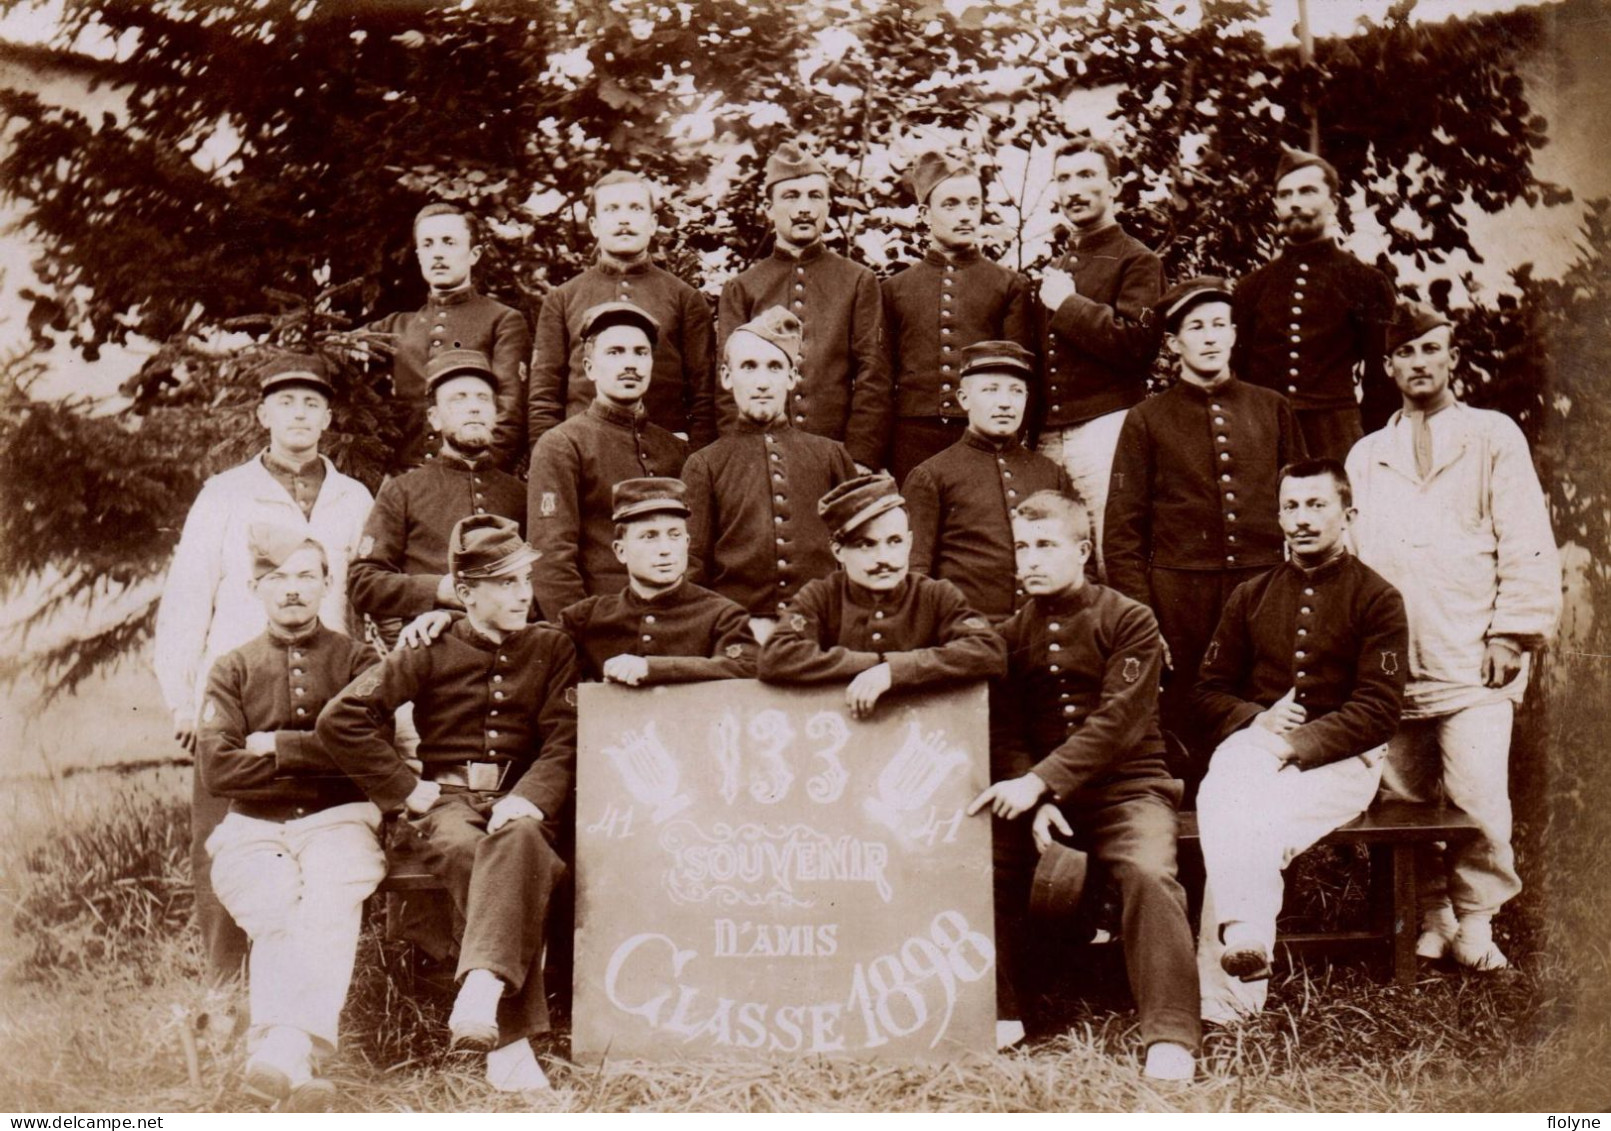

{"left": 199, "top": 525, "right": 385, "bottom": 1111}
{"left": 1192, "top": 459, "right": 1407, "bottom": 1021}
{"left": 758, "top": 473, "right": 1005, "bottom": 719}
{"left": 967, "top": 490, "right": 1198, "bottom": 1080}
{"left": 560, "top": 478, "right": 758, "bottom": 685}
{"left": 683, "top": 307, "right": 857, "bottom": 642}
{"left": 318, "top": 515, "right": 580, "bottom": 1094}
{"left": 904, "top": 341, "right": 1071, "bottom": 621}
{"left": 528, "top": 300, "right": 688, "bottom": 622}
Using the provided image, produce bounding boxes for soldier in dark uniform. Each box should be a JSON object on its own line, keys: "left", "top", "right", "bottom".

{"left": 559, "top": 478, "right": 758, "bottom": 684}
{"left": 683, "top": 307, "right": 856, "bottom": 642}
{"left": 1231, "top": 149, "right": 1397, "bottom": 459}
{"left": 1104, "top": 278, "right": 1305, "bottom": 784}
{"left": 528, "top": 171, "right": 716, "bottom": 450}
{"left": 527, "top": 301, "right": 688, "bottom": 622}
{"left": 1191, "top": 459, "right": 1407, "bottom": 1022}
{"left": 318, "top": 515, "right": 578, "bottom": 1094}
{"left": 367, "top": 203, "right": 531, "bottom": 471}
{"left": 349, "top": 349, "right": 527, "bottom": 647}
{"left": 905, "top": 341, "right": 1070, "bottom": 622}
{"left": 199, "top": 526, "right": 383, "bottom": 1112}
{"left": 717, "top": 142, "right": 890, "bottom": 473}
{"left": 969, "top": 490, "right": 1199, "bottom": 1081}
{"left": 758, "top": 474, "right": 1005, "bottom": 720}
{"left": 881, "top": 150, "right": 1033, "bottom": 482}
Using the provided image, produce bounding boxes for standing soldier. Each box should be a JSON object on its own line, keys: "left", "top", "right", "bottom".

{"left": 1348, "top": 303, "right": 1560, "bottom": 970}
{"left": 367, "top": 203, "right": 531, "bottom": 471}
{"left": 318, "top": 515, "right": 579, "bottom": 1094}
{"left": 1231, "top": 149, "right": 1397, "bottom": 459}
{"left": 154, "top": 354, "right": 373, "bottom": 982}
{"left": 527, "top": 301, "right": 687, "bottom": 622}
{"left": 881, "top": 149, "right": 1032, "bottom": 482}
{"left": 1034, "top": 137, "right": 1165, "bottom": 577}
{"left": 1104, "top": 278, "right": 1304, "bottom": 781}
{"left": 683, "top": 307, "right": 856, "bottom": 642}
{"left": 527, "top": 171, "right": 716, "bottom": 451}
{"left": 904, "top": 341, "right": 1070, "bottom": 621}
{"left": 717, "top": 142, "right": 890, "bottom": 474}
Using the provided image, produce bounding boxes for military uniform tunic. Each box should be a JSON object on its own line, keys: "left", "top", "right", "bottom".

{"left": 559, "top": 581, "right": 759, "bottom": 684}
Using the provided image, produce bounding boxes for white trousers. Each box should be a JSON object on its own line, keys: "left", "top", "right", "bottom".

{"left": 1195, "top": 731, "right": 1385, "bottom": 1020}
{"left": 1035, "top": 409, "right": 1128, "bottom": 579}
{"left": 208, "top": 802, "right": 387, "bottom": 1051}
{"left": 1379, "top": 700, "right": 1519, "bottom": 918}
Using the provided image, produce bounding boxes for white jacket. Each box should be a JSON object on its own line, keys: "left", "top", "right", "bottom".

{"left": 152, "top": 452, "right": 374, "bottom": 713}
{"left": 1347, "top": 402, "right": 1560, "bottom": 718}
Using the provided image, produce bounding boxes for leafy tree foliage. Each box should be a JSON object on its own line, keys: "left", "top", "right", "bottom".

{"left": 0, "top": 0, "right": 1583, "bottom": 696}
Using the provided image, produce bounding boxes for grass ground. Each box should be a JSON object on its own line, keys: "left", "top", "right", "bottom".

{"left": 1, "top": 661, "right": 1608, "bottom": 1113}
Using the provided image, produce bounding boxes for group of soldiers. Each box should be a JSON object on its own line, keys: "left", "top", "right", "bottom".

{"left": 151, "top": 135, "right": 1562, "bottom": 1106}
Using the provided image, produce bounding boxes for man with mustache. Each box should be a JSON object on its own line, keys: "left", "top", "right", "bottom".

{"left": 881, "top": 149, "right": 1033, "bottom": 482}
{"left": 1230, "top": 149, "right": 1397, "bottom": 459}
{"left": 198, "top": 526, "right": 384, "bottom": 1111}
{"left": 1034, "top": 137, "right": 1165, "bottom": 579}
{"left": 527, "top": 301, "right": 687, "bottom": 621}
{"left": 154, "top": 353, "right": 373, "bottom": 982}
{"left": 1347, "top": 303, "right": 1560, "bottom": 970}
{"left": 1191, "top": 459, "right": 1407, "bottom": 1021}
{"left": 758, "top": 473, "right": 1005, "bottom": 721}
{"left": 1104, "top": 279, "right": 1305, "bottom": 789}
{"left": 717, "top": 142, "right": 891, "bottom": 474}
{"left": 367, "top": 203, "right": 531, "bottom": 471}
{"left": 683, "top": 307, "right": 856, "bottom": 643}
{"left": 527, "top": 171, "right": 716, "bottom": 450}
{"left": 350, "top": 349, "right": 527, "bottom": 648}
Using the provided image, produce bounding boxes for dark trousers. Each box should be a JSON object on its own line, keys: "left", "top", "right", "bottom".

{"left": 1295, "top": 406, "right": 1363, "bottom": 464}
{"left": 400, "top": 791, "right": 569, "bottom": 1042}
{"left": 888, "top": 416, "right": 969, "bottom": 484}
{"left": 190, "top": 764, "right": 248, "bottom": 981}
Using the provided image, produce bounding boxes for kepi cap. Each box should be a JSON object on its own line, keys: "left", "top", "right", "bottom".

{"left": 425, "top": 348, "right": 498, "bottom": 396}
{"left": 1274, "top": 146, "right": 1339, "bottom": 192}
{"left": 579, "top": 300, "right": 660, "bottom": 349}
{"left": 612, "top": 477, "right": 690, "bottom": 523}
{"left": 765, "top": 141, "right": 828, "bottom": 190}
{"left": 731, "top": 306, "right": 803, "bottom": 368}
{"left": 908, "top": 148, "right": 978, "bottom": 206}
{"left": 960, "top": 340, "right": 1034, "bottom": 382}
{"left": 819, "top": 473, "right": 904, "bottom": 541}
{"left": 258, "top": 353, "right": 334, "bottom": 399}
{"left": 248, "top": 522, "right": 326, "bottom": 581}
{"left": 1385, "top": 300, "right": 1453, "bottom": 353}
{"left": 449, "top": 514, "right": 540, "bottom": 581}
{"left": 1157, "top": 275, "right": 1234, "bottom": 333}
{"left": 1027, "top": 839, "right": 1090, "bottom": 925}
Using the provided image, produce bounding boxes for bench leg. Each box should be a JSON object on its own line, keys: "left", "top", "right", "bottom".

{"left": 1391, "top": 842, "right": 1418, "bottom": 988}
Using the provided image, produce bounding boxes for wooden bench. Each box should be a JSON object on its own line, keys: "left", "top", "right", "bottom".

{"left": 377, "top": 800, "right": 1482, "bottom": 989}
{"left": 1178, "top": 799, "right": 1482, "bottom": 987}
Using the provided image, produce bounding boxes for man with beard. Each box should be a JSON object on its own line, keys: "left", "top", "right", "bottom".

{"left": 527, "top": 171, "right": 716, "bottom": 450}
{"left": 683, "top": 307, "right": 857, "bottom": 642}
{"left": 349, "top": 349, "right": 527, "bottom": 648}
{"left": 367, "top": 204, "right": 530, "bottom": 470}
{"left": 1231, "top": 149, "right": 1397, "bottom": 459}
{"left": 881, "top": 149, "right": 1033, "bottom": 482}
{"left": 717, "top": 142, "right": 890, "bottom": 473}
{"left": 1034, "top": 137, "right": 1165, "bottom": 578}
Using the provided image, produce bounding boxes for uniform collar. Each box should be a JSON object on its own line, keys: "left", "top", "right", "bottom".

{"left": 425, "top": 285, "right": 477, "bottom": 308}
{"left": 452, "top": 612, "right": 512, "bottom": 652}
{"left": 771, "top": 241, "right": 827, "bottom": 265}
{"left": 1036, "top": 584, "right": 1099, "bottom": 617}
{"left": 596, "top": 252, "right": 652, "bottom": 277}
{"left": 260, "top": 448, "right": 323, "bottom": 478}
{"left": 625, "top": 579, "right": 687, "bottom": 607}
{"left": 1287, "top": 548, "right": 1351, "bottom": 583}
{"left": 924, "top": 245, "right": 981, "bottom": 268}
{"left": 844, "top": 573, "right": 912, "bottom": 609}
{"left": 434, "top": 451, "right": 489, "bottom": 474}
{"left": 588, "top": 399, "right": 643, "bottom": 430}
{"left": 962, "top": 430, "right": 1020, "bottom": 455}
{"left": 1068, "top": 221, "right": 1124, "bottom": 253}
{"left": 736, "top": 417, "right": 794, "bottom": 435}
{"left": 1175, "top": 373, "right": 1239, "bottom": 399}
{"left": 264, "top": 621, "right": 323, "bottom": 649}
{"left": 1278, "top": 236, "right": 1340, "bottom": 264}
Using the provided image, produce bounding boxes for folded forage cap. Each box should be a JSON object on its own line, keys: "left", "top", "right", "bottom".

{"left": 1156, "top": 275, "right": 1234, "bottom": 334}
{"left": 960, "top": 340, "right": 1034, "bottom": 382}
{"left": 579, "top": 300, "right": 661, "bottom": 349}
{"left": 1385, "top": 300, "right": 1453, "bottom": 353}
{"left": 425, "top": 347, "right": 497, "bottom": 396}
{"left": 733, "top": 306, "right": 803, "bottom": 368}
{"left": 1027, "top": 840, "right": 1090, "bottom": 926}
{"left": 819, "top": 473, "right": 904, "bottom": 541}
{"left": 248, "top": 522, "right": 326, "bottom": 580}
{"left": 449, "top": 514, "right": 540, "bottom": 581}
{"left": 907, "top": 148, "right": 979, "bottom": 205}
{"left": 764, "top": 141, "right": 828, "bottom": 190}
{"left": 258, "top": 352, "right": 333, "bottom": 398}
{"left": 612, "top": 477, "right": 690, "bottom": 523}
{"left": 1274, "top": 145, "right": 1339, "bottom": 191}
